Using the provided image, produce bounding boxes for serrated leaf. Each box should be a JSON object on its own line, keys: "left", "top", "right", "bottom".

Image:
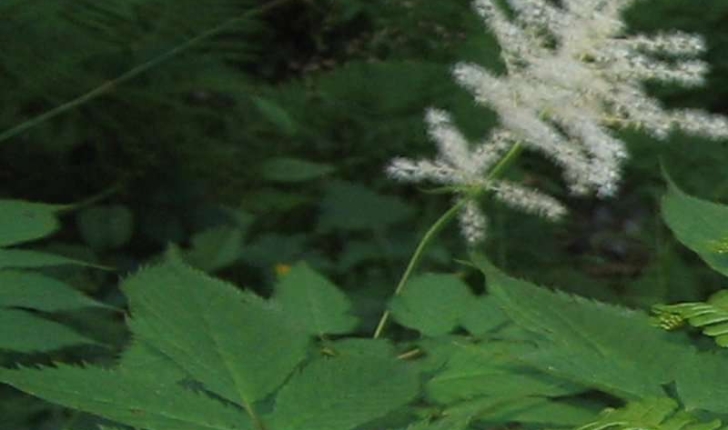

{"left": 269, "top": 354, "right": 418, "bottom": 430}
{"left": 116, "top": 341, "right": 187, "bottom": 385}
{"left": 662, "top": 177, "right": 728, "bottom": 277}
{"left": 390, "top": 274, "right": 474, "bottom": 336}
{"left": 0, "top": 200, "right": 62, "bottom": 247}
{"left": 76, "top": 205, "right": 134, "bottom": 250}
{"left": 0, "top": 364, "right": 251, "bottom": 430}
{"left": 476, "top": 256, "right": 690, "bottom": 399}
{"left": 318, "top": 181, "right": 414, "bottom": 232}
{"left": 425, "top": 340, "right": 579, "bottom": 404}
{"left": 0, "top": 309, "right": 97, "bottom": 352}
{"left": 0, "top": 270, "right": 107, "bottom": 311}
{"left": 260, "top": 157, "right": 334, "bottom": 183}
{"left": 124, "top": 257, "right": 309, "bottom": 410}
{"left": 273, "top": 263, "right": 358, "bottom": 336}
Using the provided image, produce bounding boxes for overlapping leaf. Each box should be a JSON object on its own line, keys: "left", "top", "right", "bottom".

{"left": 124, "top": 256, "right": 310, "bottom": 411}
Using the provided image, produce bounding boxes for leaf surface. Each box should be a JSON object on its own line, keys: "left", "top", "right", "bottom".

{"left": 273, "top": 262, "right": 358, "bottom": 336}
{"left": 0, "top": 200, "right": 62, "bottom": 247}
{"left": 124, "top": 258, "right": 309, "bottom": 410}
{"left": 0, "top": 270, "right": 107, "bottom": 311}
{"left": 269, "top": 354, "right": 418, "bottom": 430}
{"left": 0, "top": 364, "right": 251, "bottom": 430}
{"left": 390, "top": 273, "right": 474, "bottom": 336}
{"left": 0, "top": 309, "right": 97, "bottom": 352}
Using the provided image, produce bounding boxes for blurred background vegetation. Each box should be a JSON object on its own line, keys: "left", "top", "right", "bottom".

{"left": 2, "top": 0, "right": 728, "bottom": 428}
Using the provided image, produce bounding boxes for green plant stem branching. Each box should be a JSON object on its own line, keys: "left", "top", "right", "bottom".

{"left": 0, "top": 0, "right": 297, "bottom": 144}
{"left": 372, "top": 142, "right": 524, "bottom": 339}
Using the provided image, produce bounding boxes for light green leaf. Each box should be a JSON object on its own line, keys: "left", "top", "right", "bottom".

{"left": 460, "top": 295, "right": 509, "bottom": 336}
{"left": 662, "top": 177, "right": 728, "bottom": 277}
{"left": 273, "top": 262, "right": 358, "bottom": 336}
{"left": 0, "top": 364, "right": 251, "bottom": 430}
{"left": 676, "top": 351, "right": 728, "bottom": 413}
{"left": 124, "top": 257, "right": 309, "bottom": 410}
{"left": 0, "top": 309, "right": 97, "bottom": 352}
{"left": 76, "top": 205, "right": 134, "bottom": 250}
{"left": 390, "top": 274, "right": 474, "bottom": 336}
{"left": 476, "top": 256, "right": 690, "bottom": 399}
{"left": 261, "top": 157, "right": 334, "bottom": 183}
{"left": 0, "top": 200, "right": 62, "bottom": 247}
{"left": 0, "top": 270, "right": 107, "bottom": 311}
{"left": 269, "top": 354, "right": 418, "bottom": 430}
{"left": 116, "top": 341, "right": 188, "bottom": 385}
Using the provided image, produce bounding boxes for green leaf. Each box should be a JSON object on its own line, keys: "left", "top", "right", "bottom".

{"left": 269, "top": 354, "right": 419, "bottom": 430}
{"left": 124, "top": 257, "right": 309, "bottom": 410}
{"left": 0, "top": 309, "right": 97, "bottom": 352}
{"left": 459, "top": 295, "right": 509, "bottom": 336}
{"left": 318, "top": 181, "right": 414, "bottom": 232}
{"left": 260, "top": 157, "right": 335, "bottom": 183}
{"left": 571, "top": 397, "right": 722, "bottom": 430}
{"left": 0, "top": 250, "right": 100, "bottom": 269}
{"left": 116, "top": 341, "right": 188, "bottom": 385}
{"left": 676, "top": 351, "right": 728, "bottom": 414}
{"left": 183, "top": 226, "right": 244, "bottom": 272}
{"left": 661, "top": 178, "right": 728, "bottom": 277}
{"left": 0, "top": 364, "right": 251, "bottom": 430}
{"left": 252, "top": 97, "right": 298, "bottom": 136}
{"left": 273, "top": 262, "right": 358, "bottom": 336}
{"left": 0, "top": 270, "right": 107, "bottom": 311}
{"left": 76, "top": 205, "right": 134, "bottom": 250}
{"left": 0, "top": 200, "right": 62, "bottom": 247}
{"left": 425, "top": 340, "right": 579, "bottom": 404}
{"left": 476, "top": 256, "right": 690, "bottom": 399}
{"left": 390, "top": 274, "right": 474, "bottom": 336}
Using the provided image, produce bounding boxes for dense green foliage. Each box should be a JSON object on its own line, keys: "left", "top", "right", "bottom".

{"left": 3, "top": 0, "right": 728, "bottom": 429}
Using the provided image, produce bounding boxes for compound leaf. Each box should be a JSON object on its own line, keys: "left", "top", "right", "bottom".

{"left": 124, "top": 257, "right": 309, "bottom": 410}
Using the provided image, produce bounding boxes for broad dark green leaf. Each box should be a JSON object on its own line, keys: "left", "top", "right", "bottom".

{"left": 269, "top": 354, "right": 418, "bottom": 430}
{"left": 676, "top": 351, "right": 728, "bottom": 414}
{"left": 390, "top": 274, "right": 474, "bottom": 336}
{"left": 124, "top": 257, "right": 309, "bottom": 410}
{"left": 0, "top": 365, "right": 251, "bottom": 430}
{"left": 0, "top": 200, "right": 62, "bottom": 247}
{"left": 183, "top": 226, "right": 244, "bottom": 272}
{"left": 273, "top": 263, "right": 358, "bottom": 336}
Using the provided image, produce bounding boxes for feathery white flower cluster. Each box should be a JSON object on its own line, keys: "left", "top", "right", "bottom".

{"left": 388, "top": 0, "right": 728, "bottom": 245}
{"left": 388, "top": 109, "right": 566, "bottom": 244}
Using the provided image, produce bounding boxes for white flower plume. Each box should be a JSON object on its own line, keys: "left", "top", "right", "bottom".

{"left": 388, "top": 109, "right": 566, "bottom": 245}
{"left": 454, "top": 0, "right": 728, "bottom": 197}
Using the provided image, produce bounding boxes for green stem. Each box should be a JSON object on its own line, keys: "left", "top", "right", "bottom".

{"left": 371, "top": 142, "right": 524, "bottom": 339}
{"left": 372, "top": 200, "right": 465, "bottom": 339}
{"left": 0, "top": 0, "right": 296, "bottom": 144}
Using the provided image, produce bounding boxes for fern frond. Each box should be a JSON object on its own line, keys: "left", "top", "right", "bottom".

{"left": 652, "top": 290, "right": 728, "bottom": 347}
{"left": 576, "top": 398, "right": 723, "bottom": 430}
